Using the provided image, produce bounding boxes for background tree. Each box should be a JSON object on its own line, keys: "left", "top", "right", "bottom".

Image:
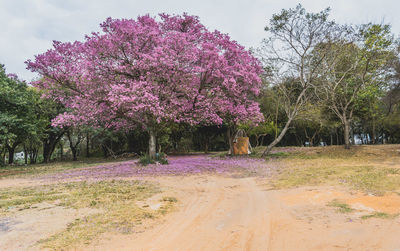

{"left": 0, "top": 65, "right": 42, "bottom": 164}
{"left": 258, "top": 4, "right": 344, "bottom": 156}
{"left": 317, "top": 24, "right": 394, "bottom": 148}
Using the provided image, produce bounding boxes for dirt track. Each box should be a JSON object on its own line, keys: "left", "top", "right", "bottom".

{"left": 89, "top": 175, "right": 400, "bottom": 251}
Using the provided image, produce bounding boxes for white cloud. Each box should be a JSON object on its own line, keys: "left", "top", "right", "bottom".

{"left": 1, "top": 0, "right": 399, "bottom": 81}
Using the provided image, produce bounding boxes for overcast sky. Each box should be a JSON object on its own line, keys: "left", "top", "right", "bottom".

{"left": 1, "top": 0, "right": 399, "bottom": 81}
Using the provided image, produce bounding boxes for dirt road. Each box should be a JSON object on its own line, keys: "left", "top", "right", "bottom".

{"left": 91, "top": 176, "right": 271, "bottom": 251}
{"left": 89, "top": 175, "right": 400, "bottom": 251}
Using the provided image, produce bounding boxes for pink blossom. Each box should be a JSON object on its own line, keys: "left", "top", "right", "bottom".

{"left": 26, "top": 14, "right": 263, "bottom": 130}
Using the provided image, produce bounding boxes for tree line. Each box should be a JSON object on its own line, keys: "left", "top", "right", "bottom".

{"left": 1, "top": 5, "right": 400, "bottom": 165}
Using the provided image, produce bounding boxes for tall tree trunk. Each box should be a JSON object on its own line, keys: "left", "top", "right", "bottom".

{"left": 148, "top": 129, "right": 156, "bottom": 160}
{"left": 71, "top": 148, "right": 77, "bottom": 161}
{"left": 262, "top": 117, "right": 293, "bottom": 157}
{"left": 23, "top": 144, "right": 28, "bottom": 165}
{"left": 1, "top": 149, "right": 6, "bottom": 165}
{"left": 344, "top": 120, "right": 351, "bottom": 149}
{"left": 7, "top": 147, "right": 15, "bottom": 164}
{"left": 336, "top": 128, "right": 339, "bottom": 145}
{"left": 86, "top": 132, "right": 90, "bottom": 158}
{"left": 371, "top": 119, "right": 376, "bottom": 144}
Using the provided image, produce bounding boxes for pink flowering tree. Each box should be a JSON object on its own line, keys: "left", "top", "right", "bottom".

{"left": 26, "top": 14, "right": 263, "bottom": 159}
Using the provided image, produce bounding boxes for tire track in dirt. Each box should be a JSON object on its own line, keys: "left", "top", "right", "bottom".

{"left": 92, "top": 176, "right": 272, "bottom": 251}
{"left": 88, "top": 175, "right": 400, "bottom": 251}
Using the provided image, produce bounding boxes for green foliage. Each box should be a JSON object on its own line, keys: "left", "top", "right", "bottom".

{"left": 327, "top": 199, "right": 354, "bottom": 213}
{"left": 0, "top": 65, "right": 47, "bottom": 163}
{"left": 361, "top": 212, "right": 398, "bottom": 220}
{"left": 139, "top": 152, "right": 168, "bottom": 166}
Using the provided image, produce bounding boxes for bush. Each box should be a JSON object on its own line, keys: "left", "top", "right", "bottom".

{"left": 139, "top": 154, "right": 155, "bottom": 165}
{"left": 139, "top": 152, "right": 168, "bottom": 166}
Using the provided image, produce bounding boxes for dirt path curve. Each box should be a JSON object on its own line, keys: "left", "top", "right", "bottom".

{"left": 92, "top": 176, "right": 272, "bottom": 251}
{"left": 86, "top": 174, "right": 400, "bottom": 251}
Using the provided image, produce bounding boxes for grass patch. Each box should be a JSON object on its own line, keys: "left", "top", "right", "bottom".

{"left": 210, "top": 151, "right": 229, "bottom": 158}
{"left": 0, "top": 158, "right": 132, "bottom": 179}
{"left": 327, "top": 199, "right": 354, "bottom": 213}
{"left": 361, "top": 212, "right": 398, "bottom": 220}
{"left": 272, "top": 164, "right": 400, "bottom": 194}
{"left": 161, "top": 196, "right": 178, "bottom": 203}
{"left": 158, "top": 196, "right": 178, "bottom": 215}
{"left": 265, "top": 152, "right": 291, "bottom": 159}
{"left": 269, "top": 145, "right": 400, "bottom": 194}
{"left": 0, "top": 180, "right": 177, "bottom": 249}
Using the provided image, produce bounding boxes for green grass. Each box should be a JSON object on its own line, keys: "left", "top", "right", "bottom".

{"left": 265, "top": 152, "right": 291, "bottom": 159}
{"left": 327, "top": 199, "right": 354, "bottom": 213}
{"left": 0, "top": 180, "right": 177, "bottom": 250}
{"left": 361, "top": 212, "right": 398, "bottom": 220}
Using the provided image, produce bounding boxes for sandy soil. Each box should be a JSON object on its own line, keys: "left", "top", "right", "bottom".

{"left": 1, "top": 174, "right": 400, "bottom": 250}
{"left": 87, "top": 175, "right": 400, "bottom": 251}
{"left": 0, "top": 202, "right": 99, "bottom": 251}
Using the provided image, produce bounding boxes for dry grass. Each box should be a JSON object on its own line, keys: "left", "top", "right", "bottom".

{"left": 0, "top": 158, "right": 134, "bottom": 179}
{"left": 269, "top": 145, "right": 400, "bottom": 194}
{"left": 0, "top": 180, "right": 177, "bottom": 250}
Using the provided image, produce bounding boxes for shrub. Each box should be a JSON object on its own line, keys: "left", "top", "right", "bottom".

{"left": 139, "top": 152, "right": 168, "bottom": 166}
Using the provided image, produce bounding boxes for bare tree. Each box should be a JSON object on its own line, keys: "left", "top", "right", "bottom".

{"left": 259, "top": 4, "right": 343, "bottom": 156}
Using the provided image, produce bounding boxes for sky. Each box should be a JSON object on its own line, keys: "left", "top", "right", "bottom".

{"left": 1, "top": 0, "right": 399, "bottom": 81}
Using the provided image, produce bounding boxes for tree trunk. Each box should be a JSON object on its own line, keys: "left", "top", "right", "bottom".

{"left": 43, "top": 139, "right": 61, "bottom": 163}
{"left": 102, "top": 145, "right": 108, "bottom": 158}
{"left": 86, "top": 132, "right": 90, "bottom": 158}
{"left": 336, "top": 128, "right": 339, "bottom": 145}
{"left": 6, "top": 142, "right": 19, "bottom": 165}
{"left": 204, "top": 140, "right": 209, "bottom": 154}
{"left": 67, "top": 130, "right": 82, "bottom": 161}
{"left": 148, "top": 129, "right": 156, "bottom": 160}
{"left": 227, "top": 126, "right": 236, "bottom": 155}
{"left": 28, "top": 148, "right": 38, "bottom": 164}
{"left": 261, "top": 117, "right": 293, "bottom": 157}
{"left": 7, "top": 146, "right": 15, "bottom": 164}
{"left": 71, "top": 148, "right": 77, "bottom": 161}
{"left": 42, "top": 129, "right": 65, "bottom": 163}
{"left": 371, "top": 119, "right": 376, "bottom": 144}
{"left": 60, "top": 142, "right": 63, "bottom": 160}
{"left": 344, "top": 120, "right": 351, "bottom": 149}
{"left": 23, "top": 144, "right": 28, "bottom": 165}
{"left": 42, "top": 143, "right": 52, "bottom": 163}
